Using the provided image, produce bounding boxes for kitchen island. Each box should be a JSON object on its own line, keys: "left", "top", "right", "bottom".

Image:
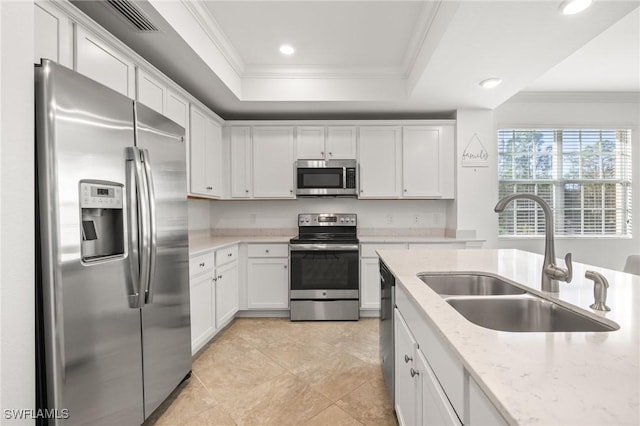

{"left": 378, "top": 248, "right": 639, "bottom": 425}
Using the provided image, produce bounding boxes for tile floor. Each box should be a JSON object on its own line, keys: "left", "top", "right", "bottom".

{"left": 146, "top": 318, "right": 398, "bottom": 426}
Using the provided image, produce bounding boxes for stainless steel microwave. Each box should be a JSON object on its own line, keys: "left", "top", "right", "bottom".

{"left": 295, "top": 159, "right": 358, "bottom": 197}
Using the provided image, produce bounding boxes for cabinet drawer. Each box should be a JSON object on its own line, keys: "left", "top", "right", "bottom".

{"left": 247, "top": 244, "right": 288, "bottom": 258}
{"left": 361, "top": 243, "right": 407, "bottom": 258}
{"left": 189, "top": 252, "right": 214, "bottom": 278}
{"left": 216, "top": 245, "right": 238, "bottom": 266}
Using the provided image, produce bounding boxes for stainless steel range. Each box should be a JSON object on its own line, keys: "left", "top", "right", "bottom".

{"left": 289, "top": 213, "right": 360, "bottom": 321}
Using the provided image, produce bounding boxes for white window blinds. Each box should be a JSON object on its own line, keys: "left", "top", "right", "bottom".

{"left": 498, "top": 129, "right": 632, "bottom": 237}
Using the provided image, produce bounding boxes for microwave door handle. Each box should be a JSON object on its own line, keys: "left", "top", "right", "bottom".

{"left": 125, "top": 147, "right": 145, "bottom": 309}
{"left": 140, "top": 149, "right": 157, "bottom": 304}
{"left": 343, "top": 167, "right": 347, "bottom": 189}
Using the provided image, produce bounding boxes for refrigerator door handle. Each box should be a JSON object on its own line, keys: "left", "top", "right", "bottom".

{"left": 126, "top": 147, "right": 150, "bottom": 309}
{"left": 140, "top": 148, "right": 157, "bottom": 304}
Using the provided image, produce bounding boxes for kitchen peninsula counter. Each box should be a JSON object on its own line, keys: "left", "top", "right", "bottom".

{"left": 378, "top": 248, "right": 639, "bottom": 425}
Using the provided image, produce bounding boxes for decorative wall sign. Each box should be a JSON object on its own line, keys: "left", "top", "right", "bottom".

{"left": 462, "top": 133, "right": 489, "bottom": 167}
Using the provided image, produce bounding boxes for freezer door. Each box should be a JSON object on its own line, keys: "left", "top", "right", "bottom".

{"left": 135, "top": 102, "right": 192, "bottom": 418}
{"left": 35, "top": 60, "right": 144, "bottom": 425}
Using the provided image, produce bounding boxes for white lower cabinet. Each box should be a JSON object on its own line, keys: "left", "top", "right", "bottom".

{"left": 360, "top": 258, "right": 382, "bottom": 310}
{"left": 417, "top": 349, "right": 461, "bottom": 425}
{"left": 247, "top": 244, "right": 289, "bottom": 309}
{"left": 189, "top": 252, "right": 215, "bottom": 354}
{"left": 214, "top": 254, "right": 239, "bottom": 328}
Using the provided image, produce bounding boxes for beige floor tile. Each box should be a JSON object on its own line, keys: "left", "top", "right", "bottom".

{"left": 336, "top": 381, "right": 398, "bottom": 426}
{"left": 305, "top": 354, "right": 381, "bottom": 402}
{"left": 304, "top": 404, "right": 364, "bottom": 426}
{"left": 175, "top": 405, "right": 237, "bottom": 426}
{"left": 149, "top": 376, "right": 219, "bottom": 425}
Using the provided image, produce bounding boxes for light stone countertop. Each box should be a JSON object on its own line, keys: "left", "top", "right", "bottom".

{"left": 189, "top": 233, "right": 294, "bottom": 256}
{"left": 378, "top": 248, "right": 640, "bottom": 425}
{"left": 358, "top": 235, "right": 483, "bottom": 244}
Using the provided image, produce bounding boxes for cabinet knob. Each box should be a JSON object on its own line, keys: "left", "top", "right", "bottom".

{"left": 360, "top": 189, "right": 363, "bottom": 193}
{"left": 329, "top": 152, "right": 333, "bottom": 156}
{"left": 245, "top": 189, "right": 249, "bottom": 193}
{"left": 228, "top": 253, "right": 232, "bottom": 257}
{"left": 266, "top": 249, "right": 270, "bottom": 253}
{"left": 206, "top": 186, "right": 213, "bottom": 190}
{"left": 321, "top": 151, "right": 324, "bottom": 156}
{"left": 284, "top": 265, "right": 287, "bottom": 269}
{"left": 404, "top": 354, "right": 412, "bottom": 363}
{"left": 218, "top": 275, "right": 222, "bottom": 279}
{"left": 410, "top": 368, "right": 420, "bottom": 378}
{"left": 404, "top": 189, "right": 407, "bottom": 192}
{"left": 212, "top": 277, "right": 217, "bottom": 283}
{"left": 290, "top": 189, "right": 293, "bottom": 193}
{"left": 199, "top": 262, "right": 205, "bottom": 267}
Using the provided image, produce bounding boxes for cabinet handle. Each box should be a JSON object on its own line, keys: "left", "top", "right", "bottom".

{"left": 206, "top": 186, "right": 213, "bottom": 190}
{"left": 360, "top": 189, "right": 363, "bottom": 193}
{"left": 218, "top": 275, "right": 222, "bottom": 279}
{"left": 410, "top": 368, "right": 420, "bottom": 378}
{"left": 284, "top": 265, "right": 287, "bottom": 269}
{"left": 404, "top": 354, "right": 412, "bottom": 363}
{"left": 212, "top": 277, "right": 217, "bottom": 283}
{"left": 227, "top": 253, "right": 232, "bottom": 257}
{"left": 321, "top": 151, "right": 324, "bottom": 156}
{"left": 199, "top": 262, "right": 205, "bottom": 267}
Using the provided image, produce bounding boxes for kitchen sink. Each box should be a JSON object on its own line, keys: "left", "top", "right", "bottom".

{"left": 446, "top": 296, "right": 619, "bottom": 332}
{"left": 418, "top": 273, "right": 527, "bottom": 296}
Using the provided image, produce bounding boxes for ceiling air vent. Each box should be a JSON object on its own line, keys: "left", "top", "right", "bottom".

{"left": 106, "top": 0, "right": 159, "bottom": 32}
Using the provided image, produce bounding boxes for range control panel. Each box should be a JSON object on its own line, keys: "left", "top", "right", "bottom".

{"left": 80, "top": 182, "right": 123, "bottom": 209}
{"left": 298, "top": 213, "right": 357, "bottom": 227}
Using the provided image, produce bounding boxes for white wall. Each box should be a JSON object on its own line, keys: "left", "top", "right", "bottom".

{"left": 188, "top": 199, "right": 211, "bottom": 231}
{"left": 1, "top": 1, "right": 35, "bottom": 423}
{"left": 209, "top": 198, "right": 450, "bottom": 231}
{"left": 493, "top": 98, "right": 640, "bottom": 271}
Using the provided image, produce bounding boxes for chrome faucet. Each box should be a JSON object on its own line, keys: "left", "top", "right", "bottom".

{"left": 494, "top": 194, "right": 572, "bottom": 292}
{"left": 585, "top": 271, "right": 611, "bottom": 311}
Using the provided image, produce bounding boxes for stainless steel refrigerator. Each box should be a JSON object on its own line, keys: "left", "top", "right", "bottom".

{"left": 35, "top": 59, "right": 191, "bottom": 425}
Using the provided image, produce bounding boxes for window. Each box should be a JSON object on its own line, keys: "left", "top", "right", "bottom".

{"left": 498, "top": 128, "right": 632, "bottom": 237}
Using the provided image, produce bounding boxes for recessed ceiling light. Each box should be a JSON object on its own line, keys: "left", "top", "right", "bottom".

{"left": 279, "top": 44, "right": 295, "bottom": 55}
{"left": 479, "top": 78, "right": 503, "bottom": 89}
{"left": 560, "top": 0, "right": 593, "bottom": 15}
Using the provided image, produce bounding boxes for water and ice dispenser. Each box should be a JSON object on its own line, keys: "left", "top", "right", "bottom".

{"left": 80, "top": 181, "right": 124, "bottom": 261}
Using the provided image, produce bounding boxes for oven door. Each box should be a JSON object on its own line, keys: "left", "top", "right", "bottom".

{"left": 289, "top": 244, "right": 359, "bottom": 299}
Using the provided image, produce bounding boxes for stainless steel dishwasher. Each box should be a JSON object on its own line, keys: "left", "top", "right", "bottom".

{"left": 379, "top": 260, "right": 395, "bottom": 405}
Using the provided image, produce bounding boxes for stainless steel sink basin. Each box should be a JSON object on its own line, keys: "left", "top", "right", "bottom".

{"left": 446, "top": 297, "right": 619, "bottom": 332}
{"left": 418, "top": 273, "right": 527, "bottom": 296}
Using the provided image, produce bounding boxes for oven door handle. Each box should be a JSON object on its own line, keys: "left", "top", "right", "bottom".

{"left": 289, "top": 244, "right": 359, "bottom": 251}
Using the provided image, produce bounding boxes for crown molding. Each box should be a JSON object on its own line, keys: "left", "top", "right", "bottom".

{"left": 401, "top": 0, "right": 443, "bottom": 78}
{"left": 508, "top": 91, "right": 640, "bottom": 104}
{"left": 180, "top": 0, "right": 245, "bottom": 75}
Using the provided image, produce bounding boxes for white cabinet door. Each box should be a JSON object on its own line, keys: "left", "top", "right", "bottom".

{"left": 190, "top": 272, "right": 214, "bottom": 354}
{"left": 360, "top": 258, "right": 381, "bottom": 310}
{"left": 230, "top": 127, "right": 252, "bottom": 198}
{"left": 247, "top": 258, "right": 289, "bottom": 309}
{"left": 252, "top": 127, "right": 295, "bottom": 198}
{"left": 190, "top": 106, "right": 221, "bottom": 197}
{"left": 326, "top": 126, "right": 357, "bottom": 159}
{"left": 395, "top": 309, "right": 420, "bottom": 426}
{"left": 136, "top": 68, "right": 165, "bottom": 115}
{"left": 34, "top": 1, "right": 72, "bottom": 67}
{"left": 417, "top": 349, "right": 461, "bottom": 426}
{"left": 165, "top": 90, "right": 189, "bottom": 130}
{"left": 358, "top": 127, "right": 402, "bottom": 198}
{"left": 296, "top": 126, "right": 325, "bottom": 160}
{"left": 402, "top": 127, "right": 441, "bottom": 198}
{"left": 468, "top": 378, "right": 507, "bottom": 426}
{"left": 215, "top": 261, "right": 239, "bottom": 327}
{"left": 75, "top": 25, "right": 135, "bottom": 97}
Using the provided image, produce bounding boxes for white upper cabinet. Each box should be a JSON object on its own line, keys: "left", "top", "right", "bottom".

{"left": 165, "top": 90, "right": 189, "bottom": 130}
{"left": 136, "top": 68, "right": 165, "bottom": 115}
{"left": 34, "top": 1, "right": 72, "bottom": 67}
{"left": 190, "top": 105, "right": 222, "bottom": 198}
{"left": 296, "top": 126, "right": 325, "bottom": 160}
{"left": 358, "top": 126, "right": 402, "bottom": 198}
{"left": 230, "top": 127, "right": 253, "bottom": 198}
{"left": 296, "top": 126, "right": 357, "bottom": 160}
{"left": 75, "top": 25, "right": 135, "bottom": 98}
{"left": 326, "top": 126, "right": 357, "bottom": 159}
{"left": 252, "top": 127, "right": 295, "bottom": 198}
{"left": 402, "top": 126, "right": 454, "bottom": 199}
